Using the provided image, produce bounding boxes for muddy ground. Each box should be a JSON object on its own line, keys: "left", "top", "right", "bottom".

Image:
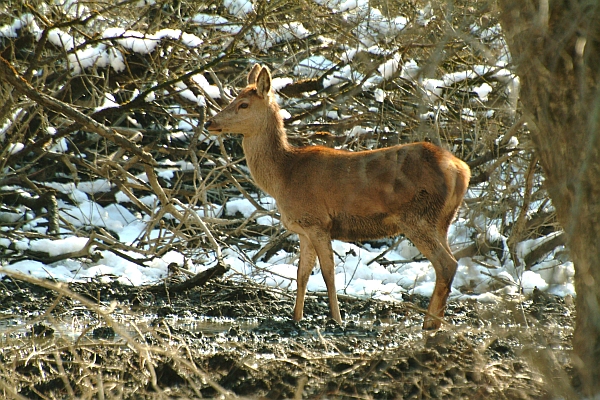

{"left": 0, "top": 274, "right": 577, "bottom": 399}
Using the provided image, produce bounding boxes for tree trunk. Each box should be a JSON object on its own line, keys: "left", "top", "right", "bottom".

{"left": 498, "top": 0, "right": 600, "bottom": 395}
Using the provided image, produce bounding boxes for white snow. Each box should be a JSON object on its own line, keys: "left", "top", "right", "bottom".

{"left": 378, "top": 53, "right": 402, "bottom": 79}
{"left": 0, "top": 14, "right": 40, "bottom": 38}
{"left": 323, "top": 65, "right": 365, "bottom": 88}
{"left": 422, "top": 78, "right": 445, "bottom": 99}
{"left": 400, "top": 59, "right": 420, "bottom": 79}
{"left": 60, "top": 27, "right": 202, "bottom": 73}
{"left": 192, "top": 14, "right": 230, "bottom": 25}
{"left": 8, "top": 143, "right": 25, "bottom": 155}
{"left": 279, "top": 23, "right": 310, "bottom": 42}
{"left": 29, "top": 237, "right": 90, "bottom": 258}
{"left": 49, "top": 137, "right": 68, "bottom": 153}
{"left": 473, "top": 82, "right": 493, "bottom": 101}
{"left": 374, "top": 88, "right": 385, "bottom": 102}
{"left": 95, "top": 93, "right": 120, "bottom": 111}
{"left": 344, "top": 5, "right": 407, "bottom": 47}
{"left": 520, "top": 270, "right": 549, "bottom": 294}
{"left": 47, "top": 28, "right": 75, "bottom": 50}
{"left": 294, "top": 56, "right": 334, "bottom": 78}
{"left": 192, "top": 74, "right": 225, "bottom": 100}
{"left": 272, "top": 77, "right": 293, "bottom": 91}
{"left": 279, "top": 108, "right": 292, "bottom": 120}
{"left": 174, "top": 81, "right": 206, "bottom": 105}
{"left": 224, "top": 0, "right": 254, "bottom": 17}
{"left": 0, "top": 182, "right": 578, "bottom": 308}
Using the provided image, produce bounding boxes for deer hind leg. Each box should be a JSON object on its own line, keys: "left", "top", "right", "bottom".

{"left": 438, "top": 201, "right": 461, "bottom": 257}
{"left": 407, "top": 230, "right": 458, "bottom": 330}
{"left": 293, "top": 234, "right": 317, "bottom": 321}
{"left": 304, "top": 229, "right": 342, "bottom": 323}
{"left": 417, "top": 201, "right": 464, "bottom": 328}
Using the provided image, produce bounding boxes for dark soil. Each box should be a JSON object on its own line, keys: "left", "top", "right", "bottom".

{"left": 0, "top": 275, "right": 577, "bottom": 399}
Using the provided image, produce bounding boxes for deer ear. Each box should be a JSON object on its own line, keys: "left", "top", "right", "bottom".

{"left": 248, "top": 64, "right": 262, "bottom": 85}
{"left": 256, "top": 66, "right": 272, "bottom": 99}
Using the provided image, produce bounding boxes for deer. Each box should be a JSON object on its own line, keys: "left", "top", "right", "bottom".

{"left": 204, "top": 64, "right": 471, "bottom": 329}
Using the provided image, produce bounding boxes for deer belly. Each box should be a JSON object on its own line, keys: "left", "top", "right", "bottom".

{"left": 330, "top": 213, "right": 402, "bottom": 241}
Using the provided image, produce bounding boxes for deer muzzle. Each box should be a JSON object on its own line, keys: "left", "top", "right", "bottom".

{"left": 204, "top": 120, "right": 222, "bottom": 133}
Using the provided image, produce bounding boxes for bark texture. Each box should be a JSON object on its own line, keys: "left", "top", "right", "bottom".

{"left": 498, "top": 0, "right": 600, "bottom": 394}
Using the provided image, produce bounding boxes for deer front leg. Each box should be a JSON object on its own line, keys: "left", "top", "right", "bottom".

{"left": 306, "top": 230, "right": 342, "bottom": 323}
{"left": 293, "top": 235, "right": 317, "bottom": 321}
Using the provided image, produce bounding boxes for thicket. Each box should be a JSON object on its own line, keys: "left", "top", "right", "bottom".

{"left": 0, "top": 0, "right": 560, "bottom": 273}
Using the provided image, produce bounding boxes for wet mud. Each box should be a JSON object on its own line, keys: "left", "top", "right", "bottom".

{"left": 0, "top": 276, "right": 576, "bottom": 399}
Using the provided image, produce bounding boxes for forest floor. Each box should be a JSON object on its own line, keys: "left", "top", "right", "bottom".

{"left": 0, "top": 274, "right": 577, "bottom": 399}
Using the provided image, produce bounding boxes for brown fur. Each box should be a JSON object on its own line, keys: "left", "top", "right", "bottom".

{"left": 205, "top": 64, "right": 471, "bottom": 329}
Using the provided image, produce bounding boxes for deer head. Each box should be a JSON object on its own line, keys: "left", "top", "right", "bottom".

{"left": 204, "top": 64, "right": 278, "bottom": 136}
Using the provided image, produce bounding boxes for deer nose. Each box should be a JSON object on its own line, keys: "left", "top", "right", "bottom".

{"left": 204, "top": 120, "right": 212, "bottom": 129}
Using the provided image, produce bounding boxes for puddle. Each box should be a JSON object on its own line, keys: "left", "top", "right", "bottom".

{"left": 0, "top": 316, "right": 262, "bottom": 343}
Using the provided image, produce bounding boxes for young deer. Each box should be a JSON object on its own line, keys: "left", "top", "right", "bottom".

{"left": 205, "top": 64, "right": 470, "bottom": 329}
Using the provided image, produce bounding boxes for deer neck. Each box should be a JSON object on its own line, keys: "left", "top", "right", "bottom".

{"left": 242, "top": 110, "right": 291, "bottom": 197}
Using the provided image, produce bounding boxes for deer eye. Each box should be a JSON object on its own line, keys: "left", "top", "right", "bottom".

{"left": 239, "top": 103, "right": 249, "bottom": 109}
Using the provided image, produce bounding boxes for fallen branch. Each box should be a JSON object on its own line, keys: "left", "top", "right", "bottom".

{"left": 147, "top": 261, "right": 230, "bottom": 293}
{"left": 524, "top": 232, "right": 566, "bottom": 269}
